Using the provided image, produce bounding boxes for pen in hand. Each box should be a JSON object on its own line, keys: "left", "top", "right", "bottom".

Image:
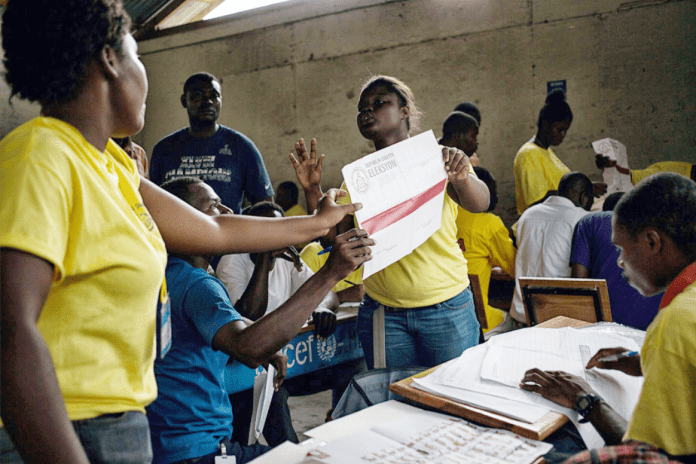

{"left": 597, "top": 350, "right": 639, "bottom": 363}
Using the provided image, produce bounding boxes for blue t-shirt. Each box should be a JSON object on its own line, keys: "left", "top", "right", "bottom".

{"left": 570, "top": 211, "right": 661, "bottom": 330}
{"left": 149, "top": 126, "right": 274, "bottom": 213}
{"left": 147, "top": 257, "right": 242, "bottom": 464}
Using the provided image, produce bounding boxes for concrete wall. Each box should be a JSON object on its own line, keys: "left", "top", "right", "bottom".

{"left": 0, "top": 20, "right": 42, "bottom": 140}
{"left": 2, "top": 1, "right": 693, "bottom": 224}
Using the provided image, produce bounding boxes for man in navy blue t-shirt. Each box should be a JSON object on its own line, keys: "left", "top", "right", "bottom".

{"left": 149, "top": 72, "right": 274, "bottom": 213}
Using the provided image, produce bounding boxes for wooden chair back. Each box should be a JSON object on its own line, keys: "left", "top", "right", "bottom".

{"left": 519, "top": 277, "right": 612, "bottom": 326}
{"left": 468, "top": 274, "right": 488, "bottom": 330}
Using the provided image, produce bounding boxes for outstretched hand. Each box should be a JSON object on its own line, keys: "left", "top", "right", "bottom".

{"left": 314, "top": 188, "right": 362, "bottom": 234}
{"left": 519, "top": 369, "right": 596, "bottom": 409}
{"left": 289, "top": 138, "right": 324, "bottom": 194}
{"left": 586, "top": 347, "right": 642, "bottom": 377}
{"left": 442, "top": 146, "right": 471, "bottom": 185}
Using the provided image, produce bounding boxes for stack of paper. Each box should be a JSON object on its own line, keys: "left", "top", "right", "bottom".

{"left": 413, "top": 327, "right": 645, "bottom": 449}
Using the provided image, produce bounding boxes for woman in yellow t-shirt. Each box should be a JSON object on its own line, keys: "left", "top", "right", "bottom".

{"left": 513, "top": 89, "right": 574, "bottom": 215}
{"left": 0, "top": 2, "right": 364, "bottom": 462}
{"left": 290, "top": 76, "right": 490, "bottom": 369}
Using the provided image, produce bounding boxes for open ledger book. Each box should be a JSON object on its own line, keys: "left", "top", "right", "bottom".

{"left": 301, "top": 407, "right": 551, "bottom": 464}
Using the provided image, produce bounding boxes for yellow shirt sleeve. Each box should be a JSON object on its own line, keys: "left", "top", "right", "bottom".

{"left": 514, "top": 142, "right": 570, "bottom": 215}
{"left": 486, "top": 215, "right": 516, "bottom": 278}
{"left": 631, "top": 161, "right": 693, "bottom": 185}
{"left": 300, "top": 241, "right": 363, "bottom": 293}
{"left": 625, "top": 286, "right": 696, "bottom": 455}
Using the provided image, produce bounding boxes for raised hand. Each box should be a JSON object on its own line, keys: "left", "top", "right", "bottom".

{"left": 289, "top": 138, "right": 325, "bottom": 193}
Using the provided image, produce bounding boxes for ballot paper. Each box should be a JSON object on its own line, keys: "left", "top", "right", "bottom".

{"left": 302, "top": 407, "right": 552, "bottom": 464}
{"left": 248, "top": 364, "right": 275, "bottom": 445}
{"left": 592, "top": 138, "right": 633, "bottom": 194}
{"left": 341, "top": 131, "right": 447, "bottom": 278}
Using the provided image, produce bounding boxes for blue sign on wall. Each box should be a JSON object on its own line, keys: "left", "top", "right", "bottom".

{"left": 224, "top": 321, "right": 364, "bottom": 394}
{"left": 547, "top": 80, "right": 567, "bottom": 95}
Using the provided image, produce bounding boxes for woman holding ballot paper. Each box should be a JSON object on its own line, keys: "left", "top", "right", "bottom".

{"left": 290, "top": 75, "right": 489, "bottom": 369}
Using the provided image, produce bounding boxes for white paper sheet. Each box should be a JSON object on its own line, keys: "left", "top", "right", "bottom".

{"left": 305, "top": 401, "right": 424, "bottom": 442}
{"left": 341, "top": 130, "right": 447, "bottom": 278}
{"left": 592, "top": 137, "right": 633, "bottom": 194}
{"left": 247, "top": 441, "right": 308, "bottom": 464}
{"left": 248, "top": 364, "right": 275, "bottom": 445}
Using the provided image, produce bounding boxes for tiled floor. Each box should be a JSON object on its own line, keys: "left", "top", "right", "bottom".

{"left": 288, "top": 390, "right": 333, "bottom": 441}
{"left": 256, "top": 390, "right": 332, "bottom": 445}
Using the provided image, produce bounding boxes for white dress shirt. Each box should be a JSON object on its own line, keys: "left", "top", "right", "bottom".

{"left": 511, "top": 196, "right": 590, "bottom": 321}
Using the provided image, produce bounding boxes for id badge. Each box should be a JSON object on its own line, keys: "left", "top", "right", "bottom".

{"left": 156, "top": 280, "right": 172, "bottom": 359}
{"left": 216, "top": 443, "right": 236, "bottom": 464}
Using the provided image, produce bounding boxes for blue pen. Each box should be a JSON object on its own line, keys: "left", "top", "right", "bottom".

{"left": 597, "top": 350, "right": 639, "bottom": 363}
{"left": 317, "top": 246, "right": 331, "bottom": 256}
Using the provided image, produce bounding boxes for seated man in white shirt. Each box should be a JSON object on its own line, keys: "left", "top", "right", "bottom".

{"left": 490, "top": 172, "right": 593, "bottom": 335}
{"left": 217, "top": 201, "right": 362, "bottom": 445}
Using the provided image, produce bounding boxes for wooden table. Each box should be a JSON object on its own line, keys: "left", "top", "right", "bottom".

{"left": 389, "top": 316, "right": 591, "bottom": 440}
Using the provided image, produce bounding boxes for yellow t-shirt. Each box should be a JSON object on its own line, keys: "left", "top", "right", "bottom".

{"left": 300, "top": 241, "right": 364, "bottom": 293}
{"left": 625, "top": 280, "right": 696, "bottom": 455}
{"left": 513, "top": 141, "right": 571, "bottom": 215}
{"left": 285, "top": 203, "right": 307, "bottom": 217}
{"left": 631, "top": 161, "right": 693, "bottom": 185}
{"left": 455, "top": 208, "right": 516, "bottom": 333}
{"left": 0, "top": 117, "right": 167, "bottom": 420}
{"left": 338, "top": 180, "right": 469, "bottom": 308}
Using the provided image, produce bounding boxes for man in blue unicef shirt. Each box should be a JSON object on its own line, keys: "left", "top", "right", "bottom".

{"left": 149, "top": 72, "right": 274, "bottom": 213}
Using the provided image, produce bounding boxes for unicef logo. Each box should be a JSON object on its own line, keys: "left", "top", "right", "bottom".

{"left": 317, "top": 335, "right": 337, "bottom": 362}
{"left": 352, "top": 168, "right": 369, "bottom": 194}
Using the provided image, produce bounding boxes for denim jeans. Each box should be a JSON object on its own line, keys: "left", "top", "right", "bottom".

{"left": 357, "top": 288, "right": 480, "bottom": 369}
{"left": 0, "top": 411, "right": 152, "bottom": 464}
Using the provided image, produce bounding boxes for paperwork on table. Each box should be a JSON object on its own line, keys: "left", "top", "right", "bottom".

{"left": 414, "top": 327, "right": 644, "bottom": 449}
{"left": 302, "top": 405, "right": 552, "bottom": 464}
{"left": 341, "top": 130, "right": 447, "bottom": 278}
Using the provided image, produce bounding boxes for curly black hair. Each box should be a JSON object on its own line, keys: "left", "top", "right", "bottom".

{"left": 537, "top": 89, "right": 573, "bottom": 127}
{"left": 2, "top": 0, "right": 131, "bottom": 106}
{"left": 615, "top": 172, "right": 696, "bottom": 261}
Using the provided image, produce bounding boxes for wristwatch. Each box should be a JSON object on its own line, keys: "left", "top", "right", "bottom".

{"left": 574, "top": 393, "right": 602, "bottom": 423}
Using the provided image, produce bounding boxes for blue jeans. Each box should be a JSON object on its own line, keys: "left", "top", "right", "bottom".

{"left": 357, "top": 288, "right": 480, "bottom": 369}
{"left": 0, "top": 411, "right": 152, "bottom": 464}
